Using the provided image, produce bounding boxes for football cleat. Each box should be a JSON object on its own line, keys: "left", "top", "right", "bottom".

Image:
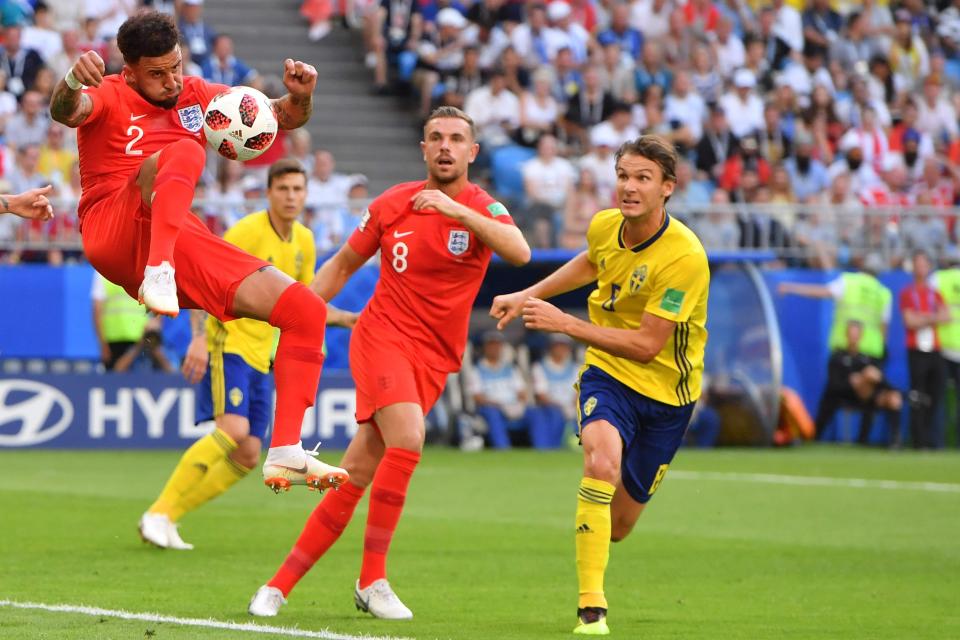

{"left": 573, "top": 607, "right": 610, "bottom": 635}
{"left": 138, "top": 512, "right": 171, "bottom": 549}
{"left": 166, "top": 521, "right": 194, "bottom": 550}
{"left": 248, "top": 585, "right": 286, "bottom": 617}
{"left": 262, "top": 442, "right": 349, "bottom": 494}
{"left": 139, "top": 261, "right": 179, "bottom": 317}
{"left": 354, "top": 579, "right": 413, "bottom": 620}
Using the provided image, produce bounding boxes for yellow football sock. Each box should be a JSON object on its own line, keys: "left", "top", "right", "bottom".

{"left": 575, "top": 477, "right": 615, "bottom": 610}
{"left": 169, "top": 455, "right": 252, "bottom": 522}
{"left": 148, "top": 429, "right": 237, "bottom": 518}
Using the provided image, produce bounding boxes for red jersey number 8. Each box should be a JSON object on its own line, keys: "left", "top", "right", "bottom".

{"left": 392, "top": 241, "right": 408, "bottom": 273}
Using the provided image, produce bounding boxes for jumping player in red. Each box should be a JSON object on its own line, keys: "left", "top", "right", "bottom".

{"left": 247, "top": 106, "right": 531, "bottom": 619}
{"left": 50, "top": 11, "right": 347, "bottom": 492}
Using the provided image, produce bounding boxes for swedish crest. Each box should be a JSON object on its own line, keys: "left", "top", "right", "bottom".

{"left": 629, "top": 264, "right": 647, "bottom": 294}
{"left": 177, "top": 104, "right": 204, "bottom": 132}
{"left": 448, "top": 229, "right": 470, "bottom": 256}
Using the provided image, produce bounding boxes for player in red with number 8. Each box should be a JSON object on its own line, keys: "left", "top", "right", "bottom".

{"left": 248, "top": 106, "right": 531, "bottom": 620}
{"left": 50, "top": 11, "right": 346, "bottom": 493}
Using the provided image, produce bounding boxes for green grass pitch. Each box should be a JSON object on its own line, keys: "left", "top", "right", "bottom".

{"left": 1, "top": 446, "right": 958, "bottom": 639}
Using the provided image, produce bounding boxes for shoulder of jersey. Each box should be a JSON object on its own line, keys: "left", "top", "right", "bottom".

{"left": 293, "top": 219, "right": 314, "bottom": 239}
{"left": 589, "top": 208, "right": 622, "bottom": 230}
{"left": 233, "top": 210, "right": 268, "bottom": 232}
{"left": 667, "top": 215, "right": 707, "bottom": 254}
{"left": 371, "top": 180, "right": 426, "bottom": 208}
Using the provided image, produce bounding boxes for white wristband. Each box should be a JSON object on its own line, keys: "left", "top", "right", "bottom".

{"left": 64, "top": 68, "right": 83, "bottom": 91}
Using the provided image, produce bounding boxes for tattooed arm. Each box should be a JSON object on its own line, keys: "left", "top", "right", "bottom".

{"left": 270, "top": 58, "right": 317, "bottom": 130}
{"left": 50, "top": 51, "right": 104, "bottom": 127}
{"left": 181, "top": 310, "right": 209, "bottom": 384}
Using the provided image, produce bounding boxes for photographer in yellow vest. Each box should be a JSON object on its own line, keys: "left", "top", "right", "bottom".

{"left": 91, "top": 272, "right": 173, "bottom": 372}
{"left": 929, "top": 247, "right": 960, "bottom": 448}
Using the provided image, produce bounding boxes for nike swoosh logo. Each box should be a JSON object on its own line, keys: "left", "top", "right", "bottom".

{"left": 130, "top": 114, "right": 147, "bottom": 121}
{"left": 274, "top": 463, "right": 309, "bottom": 474}
{"left": 393, "top": 230, "right": 413, "bottom": 238}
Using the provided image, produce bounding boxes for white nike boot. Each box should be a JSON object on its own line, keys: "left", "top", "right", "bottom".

{"left": 262, "top": 441, "right": 349, "bottom": 493}
{"left": 138, "top": 512, "right": 171, "bottom": 549}
{"left": 248, "top": 585, "right": 286, "bottom": 617}
{"left": 354, "top": 579, "right": 413, "bottom": 620}
{"left": 166, "top": 521, "right": 194, "bottom": 550}
{"left": 139, "top": 261, "right": 179, "bottom": 317}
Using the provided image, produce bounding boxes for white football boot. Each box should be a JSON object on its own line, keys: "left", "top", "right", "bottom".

{"left": 165, "top": 521, "right": 194, "bottom": 550}
{"left": 262, "top": 441, "right": 349, "bottom": 493}
{"left": 139, "top": 261, "right": 179, "bottom": 317}
{"left": 248, "top": 585, "right": 287, "bottom": 617}
{"left": 138, "top": 512, "right": 171, "bottom": 549}
{"left": 354, "top": 579, "right": 413, "bottom": 620}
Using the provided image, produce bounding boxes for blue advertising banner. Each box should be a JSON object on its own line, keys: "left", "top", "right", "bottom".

{"left": 0, "top": 370, "right": 358, "bottom": 450}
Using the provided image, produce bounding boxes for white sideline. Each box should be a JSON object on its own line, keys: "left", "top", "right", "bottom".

{"left": 669, "top": 470, "right": 960, "bottom": 493}
{"left": 0, "top": 599, "right": 415, "bottom": 640}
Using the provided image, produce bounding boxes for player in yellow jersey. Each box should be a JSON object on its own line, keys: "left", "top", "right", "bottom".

{"left": 492, "top": 135, "right": 709, "bottom": 635}
{"left": 138, "top": 159, "right": 357, "bottom": 549}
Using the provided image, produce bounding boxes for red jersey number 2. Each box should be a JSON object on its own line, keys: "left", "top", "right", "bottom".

{"left": 125, "top": 124, "right": 144, "bottom": 156}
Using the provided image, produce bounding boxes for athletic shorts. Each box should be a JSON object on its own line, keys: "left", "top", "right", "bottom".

{"left": 196, "top": 352, "right": 273, "bottom": 441}
{"left": 80, "top": 173, "right": 269, "bottom": 322}
{"left": 349, "top": 325, "right": 448, "bottom": 424}
{"left": 576, "top": 365, "right": 695, "bottom": 504}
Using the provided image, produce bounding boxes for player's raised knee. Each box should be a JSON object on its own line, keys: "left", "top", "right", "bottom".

{"left": 270, "top": 282, "right": 328, "bottom": 339}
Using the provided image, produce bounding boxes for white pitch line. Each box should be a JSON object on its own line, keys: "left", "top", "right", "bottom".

{"left": 669, "top": 470, "right": 960, "bottom": 494}
{"left": 0, "top": 599, "right": 415, "bottom": 640}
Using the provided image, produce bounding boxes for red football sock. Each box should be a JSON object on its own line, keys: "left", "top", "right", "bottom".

{"left": 358, "top": 447, "right": 421, "bottom": 589}
{"left": 268, "top": 481, "right": 365, "bottom": 597}
{"left": 269, "top": 282, "right": 327, "bottom": 447}
{"left": 147, "top": 139, "right": 206, "bottom": 267}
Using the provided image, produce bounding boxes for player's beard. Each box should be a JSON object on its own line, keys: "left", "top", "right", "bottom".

{"left": 430, "top": 162, "right": 464, "bottom": 185}
{"left": 147, "top": 95, "right": 180, "bottom": 110}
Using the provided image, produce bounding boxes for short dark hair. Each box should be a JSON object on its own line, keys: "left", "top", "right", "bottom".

{"left": 267, "top": 158, "right": 307, "bottom": 188}
{"left": 615, "top": 135, "right": 679, "bottom": 184}
{"left": 424, "top": 106, "right": 477, "bottom": 140}
{"left": 117, "top": 11, "right": 180, "bottom": 64}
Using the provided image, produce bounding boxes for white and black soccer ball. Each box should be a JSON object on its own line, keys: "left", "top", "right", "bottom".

{"left": 203, "top": 86, "right": 278, "bottom": 162}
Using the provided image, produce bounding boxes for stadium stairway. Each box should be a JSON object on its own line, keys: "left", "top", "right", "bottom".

{"left": 205, "top": 0, "right": 424, "bottom": 193}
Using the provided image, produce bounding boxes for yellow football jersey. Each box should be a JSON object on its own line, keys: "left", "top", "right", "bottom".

{"left": 206, "top": 211, "right": 316, "bottom": 373}
{"left": 583, "top": 209, "right": 709, "bottom": 406}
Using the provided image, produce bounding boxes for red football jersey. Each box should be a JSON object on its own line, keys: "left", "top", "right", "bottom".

{"left": 76, "top": 75, "right": 228, "bottom": 220}
{"left": 348, "top": 180, "right": 515, "bottom": 372}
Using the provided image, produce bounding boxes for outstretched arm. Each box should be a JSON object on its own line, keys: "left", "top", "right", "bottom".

{"left": 181, "top": 310, "right": 209, "bottom": 384}
{"left": 311, "top": 243, "right": 369, "bottom": 302}
{"left": 50, "top": 51, "right": 103, "bottom": 127}
{"left": 777, "top": 282, "right": 834, "bottom": 299}
{"left": 490, "top": 251, "right": 597, "bottom": 330}
{"left": 1, "top": 185, "right": 54, "bottom": 221}
{"left": 270, "top": 59, "right": 317, "bottom": 130}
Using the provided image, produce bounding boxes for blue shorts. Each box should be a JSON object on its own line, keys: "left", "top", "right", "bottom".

{"left": 196, "top": 352, "right": 273, "bottom": 441}
{"left": 577, "top": 365, "right": 695, "bottom": 504}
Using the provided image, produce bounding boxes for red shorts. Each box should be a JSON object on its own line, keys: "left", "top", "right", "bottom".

{"left": 349, "top": 323, "right": 449, "bottom": 424}
{"left": 80, "top": 173, "right": 268, "bottom": 322}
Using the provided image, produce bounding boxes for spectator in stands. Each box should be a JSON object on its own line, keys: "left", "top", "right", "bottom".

{"left": 630, "top": 0, "right": 673, "bottom": 42}
{"left": 559, "top": 166, "right": 601, "bottom": 249}
{"left": 522, "top": 133, "right": 576, "bottom": 247}
{"left": 671, "top": 158, "right": 712, "bottom": 209}
{"left": 577, "top": 126, "right": 617, "bottom": 205}
{"left": 711, "top": 15, "right": 745, "bottom": 81}
{"left": 305, "top": 149, "right": 352, "bottom": 215}
{"left": 285, "top": 128, "right": 314, "bottom": 175}
{"left": 833, "top": 133, "right": 883, "bottom": 195}
{"left": 690, "top": 43, "right": 722, "bottom": 105}
{"left": 664, "top": 69, "right": 706, "bottom": 150}
{"left": 801, "top": 0, "right": 841, "bottom": 60}
{"left": 201, "top": 34, "right": 258, "bottom": 88}
{"left": 563, "top": 65, "right": 613, "bottom": 151}
{"left": 719, "top": 134, "right": 770, "bottom": 200}
{"left": 203, "top": 159, "right": 246, "bottom": 233}
{"left": 784, "top": 128, "right": 829, "bottom": 202}
{"left": 590, "top": 101, "right": 638, "bottom": 149}
{"left": 633, "top": 41, "right": 672, "bottom": 99}
{"left": 0, "top": 24, "right": 44, "bottom": 99}
{"left": 529, "top": 333, "right": 578, "bottom": 448}
{"left": 439, "top": 44, "right": 483, "bottom": 110}
{"left": 769, "top": 0, "right": 804, "bottom": 68}
{"left": 464, "top": 66, "right": 518, "bottom": 149}
{"left": 889, "top": 8, "right": 929, "bottom": 90}
{"left": 597, "top": 2, "right": 642, "bottom": 61}
{"left": 813, "top": 319, "right": 902, "bottom": 445}
{"left": 516, "top": 66, "right": 558, "bottom": 147}
{"left": 900, "top": 249, "right": 949, "bottom": 449}
{"left": 793, "top": 206, "right": 838, "bottom": 269}
{"left": 769, "top": 164, "right": 795, "bottom": 204}
{"left": 498, "top": 45, "right": 530, "bottom": 96}
{"left": 37, "top": 122, "right": 75, "bottom": 187}
{"left": 760, "top": 101, "right": 791, "bottom": 166}
{"left": 546, "top": 1, "right": 588, "bottom": 64}
{"left": 693, "top": 188, "right": 738, "bottom": 251}
{"left": 916, "top": 75, "right": 959, "bottom": 145}
{"left": 78, "top": 15, "right": 107, "bottom": 59}
{"left": 23, "top": 2, "right": 62, "bottom": 63}
{"left": 178, "top": 0, "right": 216, "bottom": 68}
{"left": 7, "top": 144, "right": 46, "bottom": 195}
{"left": 902, "top": 204, "right": 949, "bottom": 263}
{"left": 0, "top": 70, "right": 19, "bottom": 135}
{"left": 414, "top": 7, "right": 469, "bottom": 119}
{"left": 720, "top": 68, "right": 764, "bottom": 140}
{"left": 695, "top": 103, "right": 736, "bottom": 184}
{"left": 87, "top": 0, "right": 135, "bottom": 39}
{"left": 778, "top": 41, "right": 835, "bottom": 100}
{"left": 510, "top": 3, "right": 561, "bottom": 68}
{"left": 549, "top": 46, "right": 582, "bottom": 103}
{"left": 466, "top": 331, "right": 532, "bottom": 449}
{"left": 596, "top": 41, "right": 634, "bottom": 104}
{"left": 831, "top": 11, "right": 876, "bottom": 73}
{"left": 301, "top": 0, "right": 334, "bottom": 41}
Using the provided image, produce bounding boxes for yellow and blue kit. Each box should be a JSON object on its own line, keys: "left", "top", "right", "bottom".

{"left": 577, "top": 209, "right": 709, "bottom": 502}
{"left": 197, "top": 211, "right": 316, "bottom": 439}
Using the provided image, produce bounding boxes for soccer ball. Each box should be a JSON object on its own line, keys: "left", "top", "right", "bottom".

{"left": 203, "top": 86, "right": 278, "bottom": 162}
